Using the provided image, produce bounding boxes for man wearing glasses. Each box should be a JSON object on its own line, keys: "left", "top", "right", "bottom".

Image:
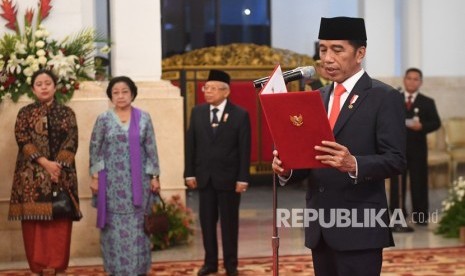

{"left": 185, "top": 69, "right": 251, "bottom": 276}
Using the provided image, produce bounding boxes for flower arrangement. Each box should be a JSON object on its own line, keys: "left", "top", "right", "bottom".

{"left": 150, "top": 194, "right": 194, "bottom": 250}
{"left": 0, "top": 0, "right": 110, "bottom": 103}
{"left": 436, "top": 176, "right": 465, "bottom": 238}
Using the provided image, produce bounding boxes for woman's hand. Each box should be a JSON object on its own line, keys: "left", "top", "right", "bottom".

{"left": 151, "top": 177, "right": 161, "bottom": 194}
{"left": 90, "top": 176, "right": 98, "bottom": 195}
{"left": 37, "top": 157, "right": 62, "bottom": 183}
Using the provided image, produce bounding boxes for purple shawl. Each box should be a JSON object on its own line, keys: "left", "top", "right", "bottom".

{"left": 97, "top": 107, "right": 143, "bottom": 229}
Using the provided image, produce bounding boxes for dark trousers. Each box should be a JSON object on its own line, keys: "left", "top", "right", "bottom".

{"left": 199, "top": 182, "right": 241, "bottom": 271}
{"left": 312, "top": 237, "right": 383, "bottom": 276}
{"left": 390, "top": 148, "right": 429, "bottom": 223}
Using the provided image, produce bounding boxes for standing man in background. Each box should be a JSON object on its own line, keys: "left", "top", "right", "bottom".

{"left": 390, "top": 68, "right": 441, "bottom": 226}
{"left": 184, "top": 70, "right": 251, "bottom": 276}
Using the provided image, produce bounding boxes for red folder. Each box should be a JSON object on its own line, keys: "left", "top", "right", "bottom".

{"left": 259, "top": 91, "right": 335, "bottom": 169}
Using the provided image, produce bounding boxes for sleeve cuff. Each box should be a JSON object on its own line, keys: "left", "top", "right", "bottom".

{"left": 90, "top": 161, "right": 105, "bottom": 175}
{"left": 348, "top": 156, "right": 358, "bottom": 184}
{"left": 278, "top": 170, "right": 293, "bottom": 186}
{"left": 56, "top": 150, "right": 75, "bottom": 167}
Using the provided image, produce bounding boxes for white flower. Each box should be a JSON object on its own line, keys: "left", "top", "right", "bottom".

{"left": 14, "top": 42, "right": 27, "bottom": 55}
{"left": 37, "top": 56, "right": 47, "bottom": 65}
{"left": 457, "top": 189, "right": 465, "bottom": 200}
{"left": 100, "top": 45, "right": 111, "bottom": 54}
{"left": 23, "top": 67, "right": 34, "bottom": 77}
{"left": 23, "top": 55, "right": 35, "bottom": 65}
{"left": 31, "top": 63, "right": 40, "bottom": 72}
{"left": 1, "top": 22, "right": 104, "bottom": 102}
{"left": 35, "top": 29, "right": 45, "bottom": 38}
{"left": 35, "top": 40, "right": 45, "bottom": 48}
{"left": 36, "top": 49, "right": 46, "bottom": 56}
{"left": 47, "top": 51, "right": 78, "bottom": 80}
{"left": 6, "top": 54, "right": 23, "bottom": 74}
{"left": 457, "top": 177, "right": 465, "bottom": 188}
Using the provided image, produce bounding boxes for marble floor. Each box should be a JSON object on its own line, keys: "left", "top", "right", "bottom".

{"left": 1, "top": 175, "right": 463, "bottom": 272}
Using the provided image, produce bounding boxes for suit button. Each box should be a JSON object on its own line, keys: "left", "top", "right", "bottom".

{"left": 319, "top": 186, "right": 325, "bottom": 192}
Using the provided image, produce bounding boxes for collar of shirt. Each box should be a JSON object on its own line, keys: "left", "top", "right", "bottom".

{"left": 210, "top": 99, "right": 227, "bottom": 122}
{"left": 405, "top": 91, "right": 418, "bottom": 102}
{"left": 328, "top": 69, "right": 365, "bottom": 116}
{"left": 335, "top": 68, "right": 365, "bottom": 94}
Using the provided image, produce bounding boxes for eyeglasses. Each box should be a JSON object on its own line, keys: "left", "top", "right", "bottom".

{"left": 201, "top": 85, "right": 228, "bottom": 92}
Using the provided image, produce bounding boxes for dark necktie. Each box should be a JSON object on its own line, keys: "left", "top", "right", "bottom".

{"left": 211, "top": 108, "right": 219, "bottom": 134}
{"left": 406, "top": 95, "right": 413, "bottom": 110}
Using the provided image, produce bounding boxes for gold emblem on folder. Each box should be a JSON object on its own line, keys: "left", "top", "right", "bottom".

{"left": 290, "top": 114, "right": 303, "bottom": 127}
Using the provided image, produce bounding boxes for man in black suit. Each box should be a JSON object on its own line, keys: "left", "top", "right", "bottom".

{"left": 272, "top": 17, "right": 406, "bottom": 275}
{"left": 184, "top": 70, "right": 251, "bottom": 276}
{"left": 390, "top": 68, "right": 441, "bottom": 226}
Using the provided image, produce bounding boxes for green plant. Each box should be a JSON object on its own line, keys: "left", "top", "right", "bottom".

{"left": 150, "top": 194, "right": 194, "bottom": 250}
{"left": 436, "top": 176, "right": 465, "bottom": 238}
{"left": 0, "top": 0, "right": 110, "bottom": 103}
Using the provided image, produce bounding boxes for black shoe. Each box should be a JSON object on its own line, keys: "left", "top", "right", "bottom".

{"left": 226, "top": 268, "right": 238, "bottom": 276}
{"left": 197, "top": 265, "right": 218, "bottom": 276}
{"left": 391, "top": 224, "right": 414, "bottom": 233}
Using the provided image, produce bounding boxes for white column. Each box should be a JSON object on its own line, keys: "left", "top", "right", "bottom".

{"left": 401, "top": 0, "right": 422, "bottom": 70}
{"left": 110, "top": 0, "right": 162, "bottom": 81}
{"left": 362, "top": 0, "right": 397, "bottom": 77}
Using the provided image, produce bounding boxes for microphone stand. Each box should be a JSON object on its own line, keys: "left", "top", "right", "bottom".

{"left": 255, "top": 81, "right": 280, "bottom": 276}
{"left": 391, "top": 174, "right": 414, "bottom": 232}
{"left": 272, "top": 172, "right": 279, "bottom": 276}
{"left": 256, "top": 75, "right": 303, "bottom": 275}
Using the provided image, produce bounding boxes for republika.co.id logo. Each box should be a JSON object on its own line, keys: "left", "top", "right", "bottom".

{"left": 276, "top": 208, "right": 438, "bottom": 228}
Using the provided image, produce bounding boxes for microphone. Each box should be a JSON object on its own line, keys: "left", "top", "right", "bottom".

{"left": 253, "top": 66, "right": 315, "bottom": 88}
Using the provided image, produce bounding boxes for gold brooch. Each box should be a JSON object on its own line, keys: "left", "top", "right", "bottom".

{"left": 290, "top": 114, "right": 303, "bottom": 127}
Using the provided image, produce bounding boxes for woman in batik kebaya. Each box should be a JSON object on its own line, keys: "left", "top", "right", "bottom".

{"left": 8, "top": 69, "right": 81, "bottom": 276}
{"left": 89, "top": 76, "right": 161, "bottom": 276}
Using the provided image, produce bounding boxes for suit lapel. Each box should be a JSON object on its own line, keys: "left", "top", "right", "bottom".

{"left": 202, "top": 105, "right": 215, "bottom": 140}
{"left": 333, "top": 73, "right": 371, "bottom": 136}
{"left": 321, "top": 84, "right": 333, "bottom": 112}
{"left": 214, "top": 101, "right": 232, "bottom": 138}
